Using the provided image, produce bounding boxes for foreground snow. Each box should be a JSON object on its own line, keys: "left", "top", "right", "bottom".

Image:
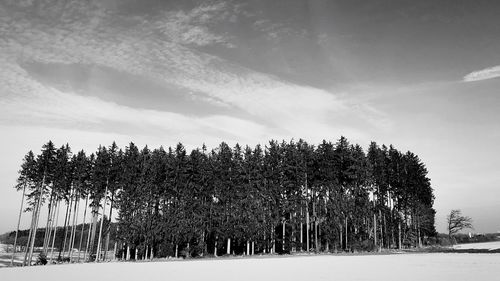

{"left": 1, "top": 253, "right": 500, "bottom": 281}
{"left": 453, "top": 241, "right": 500, "bottom": 250}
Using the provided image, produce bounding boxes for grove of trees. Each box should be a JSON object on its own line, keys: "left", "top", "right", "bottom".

{"left": 12, "top": 137, "right": 436, "bottom": 265}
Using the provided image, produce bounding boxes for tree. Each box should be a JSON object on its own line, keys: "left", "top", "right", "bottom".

{"left": 93, "top": 146, "right": 111, "bottom": 261}
{"left": 116, "top": 143, "right": 141, "bottom": 260}
{"left": 54, "top": 144, "right": 73, "bottom": 260}
{"left": 447, "top": 209, "right": 473, "bottom": 240}
{"left": 103, "top": 142, "right": 121, "bottom": 260}
{"left": 11, "top": 151, "right": 37, "bottom": 265}
{"left": 26, "top": 141, "right": 57, "bottom": 265}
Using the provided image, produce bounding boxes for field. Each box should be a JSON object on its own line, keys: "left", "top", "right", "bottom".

{"left": 1, "top": 252, "right": 500, "bottom": 281}
{"left": 453, "top": 240, "right": 500, "bottom": 250}
{"left": 2, "top": 242, "right": 500, "bottom": 280}
{"left": 0, "top": 244, "right": 112, "bottom": 268}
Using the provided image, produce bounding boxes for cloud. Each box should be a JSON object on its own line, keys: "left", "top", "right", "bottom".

{"left": 463, "top": 65, "right": 500, "bottom": 82}
{"left": 154, "top": 2, "right": 235, "bottom": 48}
{"left": 253, "top": 19, "right": 307, "bottom": 42}
{"left": 0, "top": 0, "right": 391, "bottom": 148}
{"left": 0, "top": 65, "right": 270, "bottom": 147}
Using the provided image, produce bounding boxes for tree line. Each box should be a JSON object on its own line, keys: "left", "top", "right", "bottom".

{"left": 12, "top": 137, "right": 436, "bottom": 265}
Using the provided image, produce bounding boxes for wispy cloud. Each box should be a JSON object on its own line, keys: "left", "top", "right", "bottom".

{"left": 463, "top": 65, "right": 500, "bottom": 82}
{"left": 154, "top": 2, "right": 235, "bottom": 48}
{"left": 0, "top": 64, "right": 270, "bottom": 146}
{"left": 253, "top": 19, "right": 307, "bottom": 42}
{"left": 0, "top": 0, "right": 391, "bottom": 147}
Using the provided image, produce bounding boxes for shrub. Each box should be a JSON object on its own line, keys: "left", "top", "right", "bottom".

{"left": 37, "top": 252, "right": 48, "bottom": 265}
{"left": 352, "top": 239, "right": 376, "bottom": 252}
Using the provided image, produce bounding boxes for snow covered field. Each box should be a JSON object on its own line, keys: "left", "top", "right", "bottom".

{"left": 1, "top": 253, "right": 500, "bottom": 281}
{"left": 453, "top": 241, "right": 500, "bottom": 250}
{"left": 0, "top": 244, "right": 24, "bottom": 267}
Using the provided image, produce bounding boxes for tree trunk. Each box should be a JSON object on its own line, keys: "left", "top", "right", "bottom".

{"left": 282, "top": 221, "right": 285, "bottom": 252}
{"left": 345, "top": 217, "right": 348, "bottom": 251}
{"left": 28, "top": 173, "right": 46, "bottom": 266}
{"left": 23, "top": 207, "right": 36, "bottom": 266}
{"left": 214, "top": 237, "right": 218, "bottom": 257}
{"left": 373, "top": 213, "right": 377, "bottom": 250}
{"left": 67, "top": 193, "right": 76, "bottom": 259}
{"left": 417, "top": 215, "right": 422, "bottom": 248}
{"left": 202, "top": 229, "right": 207, "bottom": 257}
{"left": 398, "top": 221, "right": 402, "bottom": 250}
{"left": 306, "top": 204, "right": 310, "bottom": 252}
{"left": 45, "top": 190, "right": 58, "bottom": 254}
{"left": 314, "top": 220, "right": 318, "bottom": 252}
{"left": 27, "top": 190, "right": 42, "bottom": 265}
{"left": 300, "top": 207, "right": 303, "bottom": 251}
{"left": 391, "top": 213, "right": 395, "bottom": 248}
{"left": 339, "top": 225, "right": 343, "bottom": 251}
{"left": 11, "top": 185, "right": 26, "bottom": 266}
{"left": 226, "top": 238, "right": 231, "bottom": 255}
{"left": 49, "top": 201, "right": 61, "bottom": 264}
{"left": 47, "top": 197, "right": 59, "bottom": 252}
{"left": 263, "top": 231, "right": 266, "bottom": 254}
{"left": 63, "top": 193, "right": 74, "bottom": 258}
{"left": 305, "top": 173, "right": 309, "bottom": 252}
{"left": 381, "top": 211, "right": 385, "bottom": 249}
{"left": 77, "top": 194, "right": 89, "bottom": 262}
{"left": 291, "top": 212, "right": 295, "bottom": 252}
{"left": 60, "top": 187, "right": 74, "bottom": 259}
{"left": 84, "top": 215, "right": 92, "bottom": 262}
{"left": 317, "top": 221, "right": 321, "bottom": 252}
{"left": 58, "top": 200, "right": 69, "bottom": 259}
{"left": 271, "top": 226, "right": 275, "bottom": 254}
{"left": 313, "top": 199, "right": 318, "bottom": 252}
{"left": 88, "top": 205, "right": 98, "bottom": 261}
{"left": 69, "top": 194, "right": 80, "bottom": 262}
{"left": 113, "top": 242, "right": 118, "bottom": 260}
{"left": 103, "top": 193, "right": 114, "bottom": 261}
{"left": 42, "top": 193, "right": 54, "bottom": 253}
{"left": 96, "top": 183, "right": 108, "bottom": 262}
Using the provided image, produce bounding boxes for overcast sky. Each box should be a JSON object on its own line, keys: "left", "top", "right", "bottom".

{"left": 1, "top": 0, "right": 499, "bottom": 234}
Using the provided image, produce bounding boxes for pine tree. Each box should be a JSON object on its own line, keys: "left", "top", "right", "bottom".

{"left": 12, "top": 151, "right": 37, "bottom": 266}
{"left": 93, "top": 146, "right": 111, "bottom": 261}
{"left": 116, "top": 143, "right": 141, "bottom": 260}
{"left": 53, "top": 144, "right": 73, "bottom": 260}
{"left": 103, "top": 142, "right": 121, "bottom": 260}
{"left": 26, "top": 141, "right": 56, "bottom": 266}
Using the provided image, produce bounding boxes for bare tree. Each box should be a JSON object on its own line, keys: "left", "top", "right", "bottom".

{"left": 447, "top": 209, "right": 473, "bottom": 240}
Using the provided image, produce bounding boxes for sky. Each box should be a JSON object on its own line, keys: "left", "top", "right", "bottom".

{"left": 0, "top": 0, "right": 499, "bottom": 235}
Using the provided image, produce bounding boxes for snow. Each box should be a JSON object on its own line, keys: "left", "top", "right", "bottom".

{"left": 1, "top": 253, "right": 500, "bottom": 281}
{"left": 0, "top": 243, "right": 28, "bottom": 267}
{"left": 453, "top": 241, "right": 500, "bottom": 250}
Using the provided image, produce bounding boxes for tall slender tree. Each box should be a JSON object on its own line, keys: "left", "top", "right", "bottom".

{"left": 27, "top": 141, "right": 56, "bottom": 265}
{"left": 12, "top": 151, "right": 37, "bottom": 266}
